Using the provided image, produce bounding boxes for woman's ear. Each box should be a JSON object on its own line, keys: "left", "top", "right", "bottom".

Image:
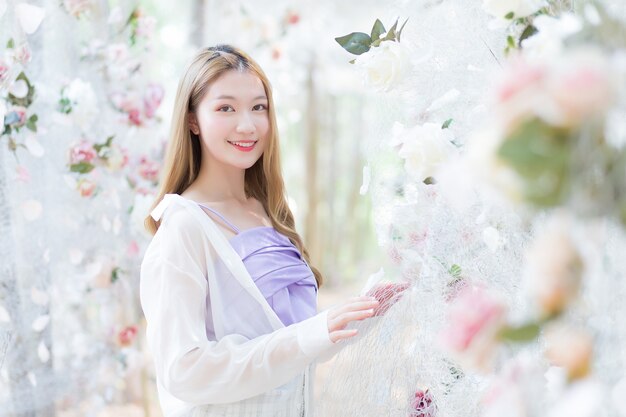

{"left": 188, "top": 113, "right": 200, "bottom": 135}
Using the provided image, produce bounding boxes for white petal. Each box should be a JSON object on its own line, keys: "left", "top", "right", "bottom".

{"left": 28, "top": 371, "right": 37, "bottom": 386}
{"left": 0, "top": 0, "right": 6, "bottom": 19}
{"left": 482, "top": 226, "right": 502, "bottom": 252}
{"left": 37, "top": 340, "right": 49, "bottom": 363}
{"left": 0, "top": 304, "right": 10, "bottom": 323}
{"left": 9, "top": 79, "right": 28, "bottom": 98}
{"left": 426, "top": 89, "right": 460, "bottom": 112}
{"left": 15, "top": 3, "right": 45, "bottom": 35}
{"left": 102, "top": 215, "right": 111, "bottom": 232}
{"left": 24, "top": 136, "right": 44, "bottom": 157}
{"left": 69, "top": 248, "right": 84, "bottom": 265}
{"left": 31, "top": 315, "right": 49, "bottom": 332}
{"left": 359, "top": 165, "right": 371, "bottom": 195}
{"left": 113, "top": 215, "right": 122, "bottom": 235}
{"left": 43, "top": 248, "right": 50, "bottom": 264}
{"left": 31, "top": 287, "right": 49, "bottom": 306}
{"left": 360, "top": 267, "right": 385, "bottom": 296}
{"left": 22, "top": 199, "right": 42, "bottom": 221}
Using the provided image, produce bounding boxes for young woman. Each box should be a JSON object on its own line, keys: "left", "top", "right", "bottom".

{"left": 140, "top": 45, "right": 380, "bottom": 417}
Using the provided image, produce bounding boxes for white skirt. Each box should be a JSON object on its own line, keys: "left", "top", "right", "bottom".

{"left": 188, "top": 373, "right": 307, "bottom": 417}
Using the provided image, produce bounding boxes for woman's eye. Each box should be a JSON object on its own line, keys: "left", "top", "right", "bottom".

{"left": 253, "top": 104, "right": 267, "bottom": 111}
{"left": 218, "top": 105, "right": 234, "bottom": 112}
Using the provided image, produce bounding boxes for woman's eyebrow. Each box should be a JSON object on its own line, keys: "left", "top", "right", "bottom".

{"left": 215, "top": 95, "right": 267, "bottom": 100}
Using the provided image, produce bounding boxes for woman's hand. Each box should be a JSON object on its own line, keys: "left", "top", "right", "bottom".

{"left": 327, "top": 296, "right": 379, "bottom": 343}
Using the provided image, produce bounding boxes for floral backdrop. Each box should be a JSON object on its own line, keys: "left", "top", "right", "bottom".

{"left": 1, "top": 0, "right": 626, "bottom": 417}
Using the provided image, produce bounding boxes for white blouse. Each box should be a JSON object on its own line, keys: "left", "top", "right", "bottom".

{"left": 140, "top": 194, "right": 341, "bottom": 417}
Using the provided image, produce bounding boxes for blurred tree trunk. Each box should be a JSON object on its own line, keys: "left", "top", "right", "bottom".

{"left": 191, "top": 0, "right": 206, "bottom": 46}
{"left": 304, "top": 57, "right": 322, "bottom": 280}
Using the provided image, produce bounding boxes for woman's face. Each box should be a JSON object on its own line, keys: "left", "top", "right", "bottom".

{"left": 190, "top": 70, "right": 270, "bottom": 170}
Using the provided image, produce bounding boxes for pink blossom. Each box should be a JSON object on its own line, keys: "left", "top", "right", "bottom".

{"left": 439, "top": 285, "right": 507, "bottom": 371}
{"left": 0, "top": 60, "right": 9, "bottom": 82}
{"left": 15, "top": 165, "right": 31, "bottom": 183}
{"left": 127, "top": 241, "right": 140, "bottom": 257}
{"left": 496, "top": 60, "right": 544, "bottom": 104}
{"left": 128, "top": 108, "right": 142, "bottom": 126}
{"left": 118, "top": 325, "right": 138, "bottom": 347}
{"left": 6, "top": 106, "right": 27, "bottom": 127}
{"left": 77, "top": 178, "right": 97, "bottom": 197}
{"left": 69, "top": 141, "right": 97, "bottom": 164}
{"left": 366, "top": 281, "right": 410, "bottom": 316}
{"left": 409, "top": 389, "right": 437, "bottom": 417}
{"left": 135, "top": 15, "right": 157, "bottom": 39}
{"left": 13, "top": 44, "right": 31, "bottom": 65}
{"left": 143, "top": 84, "right": 164, "bottom": 118}
{"left": 138, "top": 156, "right": 160, "bottom": 182}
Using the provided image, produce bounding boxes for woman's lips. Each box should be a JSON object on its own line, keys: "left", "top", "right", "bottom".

{"left": 227, "top": 141, "right": 257, "bottom": 152}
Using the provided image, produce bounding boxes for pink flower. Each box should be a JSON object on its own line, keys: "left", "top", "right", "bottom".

{"left": 0, "top": 60, "right": 9, "bottom": 82}
{"left": 128, "top": 108, "right": 142, "bottom": 126}
{"left": 6, "top": 106, "right": 27, "bottom": 127}
{"left": 127, "top": 240, "right": 140, "bottom": 257}
{"left": 13, "top": 44, "right": 31, "bottom": 65}
{"left": 143, "top": 84, "right": 164, "bottom": 119}
{"left": 118, "top": 325, "right": 138, "bottom": 347}
{"left": 135, "top": 15, "right": 157, "bottom": 39}
{"left": 496, "top": 60, "right": 545, "bottom": 104}
{"left": 286, "top": 10, "right": 300, "bottom": 25}
{"left": 15, "top": 165, "right": 30, "bottom": 183}
{"left": 366, "top": 281, "right": 410, "bottom": 316}
{"left": 69, "top": 141, "right": 97, "bottom": 164}
{"left": 439, "top": 285, "right": 507, "bottom": 371}
{"left": 409, "top": 389, "right": 437, "bottom": 417}
{"left": 77, "top": 178, "right": 97, "bottom": 197}
{"left": 138, "top": 156, "right": 160, "bottom": 182}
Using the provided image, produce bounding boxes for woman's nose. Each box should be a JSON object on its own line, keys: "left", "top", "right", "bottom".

{"left": 236, "top": 112, "right": 256, "bottom": 134}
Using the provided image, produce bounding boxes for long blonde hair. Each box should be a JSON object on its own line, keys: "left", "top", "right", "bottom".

{"left": 145, "top": 45, "right": 323, "bottom": 286}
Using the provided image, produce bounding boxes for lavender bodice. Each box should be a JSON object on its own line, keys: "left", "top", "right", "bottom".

{"left": 199, "top": 204, "right": 317, "bottom": 327}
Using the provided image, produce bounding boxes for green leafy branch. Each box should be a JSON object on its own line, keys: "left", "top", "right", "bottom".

{"left": 335, "top": 17, "right": 409, "bottom": 62}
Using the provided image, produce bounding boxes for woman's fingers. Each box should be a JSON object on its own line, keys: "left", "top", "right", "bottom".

{"left": 329, "top": 329, "right": 358, "bottom": 343}
{"left": 329, "top": 309, "right": 375, "bottom": 332}
{"left": 327, "top": 298, "right": 379, "bottom": 320}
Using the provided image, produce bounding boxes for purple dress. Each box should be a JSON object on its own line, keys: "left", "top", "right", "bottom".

{"left": 199, "top": 204, "right": 318, "bottom": 326}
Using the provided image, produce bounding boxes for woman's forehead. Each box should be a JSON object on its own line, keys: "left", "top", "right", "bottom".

{"left": 206, "top": 70, "right": 267, "bottom": 100}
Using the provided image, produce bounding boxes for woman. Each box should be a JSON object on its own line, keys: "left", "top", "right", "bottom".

{"left": 140, "top": 45, "right": 380, "bottom": 417}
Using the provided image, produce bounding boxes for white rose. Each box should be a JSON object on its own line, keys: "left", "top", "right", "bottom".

{"left": 353, "top": 40, "right": 410, "bottom": 92}
{"left": 66, "top": 78, "right": 98, "bottom": 130}
{"left": 524, "top": 218, "right": 583, "bottom": 317}
{"left": 396, "top": 122, "right": 456, "bottom": 181}
{"left": 521, "top": 14, "right": 583, "bottom": 58}
{"left": 103, "top": 145, "right": 127, "bottom": 171}
{"left": 482, "top": 0, "right": 546, "bottom": 19}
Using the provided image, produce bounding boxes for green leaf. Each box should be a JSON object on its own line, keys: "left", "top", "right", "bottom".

{"left": 111, "top": 267, "right": 121, "bottom": 283}
{"left": 397, "top": 18, "right": 409, "bottom": 42}
{"left": 6, "top": 38, "right": 14, "bottom": 49}
{"left": 381, "top": 18, "right": 399, "bottom": 42}
{"left": 70, "top": 162, "right": 95, "bottom": 174}
{"left": 449, "top": 264, "right": 462, "bottom": 278}
{"left": 442, "top": 118, "right": 453, "bottom": 129}
{"left": 26, "top": 116, "right": 37, "bottom": 132}
{"left": 58, "top": 97, "right": 72, "bottom": 114}
{"left": 505, "top": 11, "right": 515, "bottom": 19}
{"left": 499, "top": 322, "right": 541, "bottom": 342}
{"left": 348, "top": 59, "right": 356, "bottom": 64}
{"left": 94, "top": 135, "right": 115, "bottom": 154}
{"left": 370, "top": 19, "right": 386, "bottom": 41}
{"left": 423, "top": 176, "right": 436, "bottom": 185}
{"left": 334, "top": 32, "right": 372, "bottom": 55}
{"left": 506, "top": 35, "right": 516, "bottom": 49}
{"left": 497, "top": 118, "right": 571, "bottom": 207}
{"left": 518, "top": 24, "right": 538, "bottom": 47}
